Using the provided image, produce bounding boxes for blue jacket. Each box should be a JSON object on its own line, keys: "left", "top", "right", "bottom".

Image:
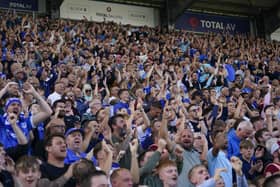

{"left": 227, "top": 128, "right": 241, "bottom": 159}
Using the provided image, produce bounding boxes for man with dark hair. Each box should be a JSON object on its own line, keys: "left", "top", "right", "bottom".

{"left": 80, "top": 170, "right": 108, "bottom": 187}
{"left": 118, "top": 89, "right": 130, "bottom": 104}
{"left": 40, "top": 133, "right": 75, "bottom": 187}
{"left": 263, "top": 174, "right": 280, "bottom": 187}
{"left": 255, "top": 128, "right": 271, "bottom": 146}
{"left": 108, "top": 114, "right": 127, "bottom": 144}
{"left": 230, "top": 87, "right": 241, "bottom": 102}
{"left": 191, "top": 90, "right": 203, "bottom": 104}
{"left": 250, "top": 116, "right": 265, "bottom": 131}
{"left": 147, "top": 101, "right": 162, "bottom": 120}
{"left": 52, "top": 99, "right": 66, "bottom": 119}
{"left": 186, "top": 104, "right": 207, "bottom": 134}
{"left": 33, "top": 118, "right": 66, "bottom": 161}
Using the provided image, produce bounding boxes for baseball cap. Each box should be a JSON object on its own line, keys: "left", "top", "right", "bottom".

{"left": 65, "top": 128, "right": 84, "bottom": 137}
{"left": 241, "top": 88, "right": 252, "bottom": 95}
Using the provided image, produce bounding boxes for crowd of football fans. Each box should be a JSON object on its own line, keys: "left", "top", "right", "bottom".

{"left": 0, "top": 10, "right": 280, "bottom": 187}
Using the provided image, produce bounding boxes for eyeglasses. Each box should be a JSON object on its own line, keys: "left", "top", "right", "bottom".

{"left": 85, "top": 90, "right": 92, "bottom": 93}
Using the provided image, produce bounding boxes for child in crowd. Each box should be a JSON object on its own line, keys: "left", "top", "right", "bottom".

{"left": 188, "top": 164, "right": 226, "bottom": 187}
{"left": 238, "top": 140, "right": 262, "bottom": 180}
{"left": 15, "top": 155, "right": 73, "bottom": 187}
{"left": 189, "top": 157, "right": 248, "bottom": 187}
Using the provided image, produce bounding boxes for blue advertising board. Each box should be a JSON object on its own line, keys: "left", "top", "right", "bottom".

{"left": 175, "top": 11, "right": 250, "bottom": 34}
{"left": 0, "top": 0, "right": 38, "bottom": 11}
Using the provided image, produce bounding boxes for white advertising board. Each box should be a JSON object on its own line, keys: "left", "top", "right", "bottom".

{"left": 60, "top": 0, "right": 159, "bottom": 27}
{"left": 271, "top": 27, "right": 280, "bottom": 42}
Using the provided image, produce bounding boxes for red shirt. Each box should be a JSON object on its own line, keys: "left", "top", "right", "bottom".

{"left": 265, "top": 163, "right": 280, "bottom": 176}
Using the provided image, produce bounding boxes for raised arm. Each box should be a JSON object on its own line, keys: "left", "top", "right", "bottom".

{"left": 102, "top": 77, "right": 110, "bottom": 103}
{"left": 81, "top": 122, "right": 95, "bottom": 152}
{"left": 0, "top": 82, "right": 18, "bottom": 99}
{"left": 234, "top": 97, "right": 244, "bottom": 119}
{"left": 100, "top": 141, "right": 113, "bottom": 176}
{"left": 37, "top": 163, "right": 74, "bottom": 187}
{"left": 137, "top": 98, "right": 150, "bottom": 131}
{"left": 23, "top": 83, "right": 52, "bottom": 126}
{"left": 199, "top": 134, "right": 209, "bottom": 162}
{"left": 159, "top": 104, "right": 177, "bottom": 152}
{"left": 130, "top": 139, "right": 140, "bottom": 184}
{"left": 140, "top": 139, "right": 166, "bottom": 176}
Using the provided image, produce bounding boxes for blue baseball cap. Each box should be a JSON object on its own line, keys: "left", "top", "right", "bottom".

{"left": 65, "top": 128, "right": 84, "bottom": 137}
{"left": 241, "top": 87, "right": 252, "bottom": 94}
{"left": 113, "top": 103, "right": 130, "bottom": 115}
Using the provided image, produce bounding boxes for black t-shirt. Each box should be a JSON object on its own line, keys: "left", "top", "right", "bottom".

{"left": 40, "top": 162, "right": 76, "bottom": 187}
{"left": 188, "top": 120, "right": 201, "bottom": 132}
{"left": 33, "top": 139, "right": 46, "bottom": 161}
{"left": 0, "top": 170, "right": 14, "bottom": 187}
{"left": 6, "top": 144, "right": 29, "bottom": 163}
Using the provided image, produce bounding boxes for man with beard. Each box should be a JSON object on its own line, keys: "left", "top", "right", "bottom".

{"left": 177, "top": 128, "right": 202, "bottom": 187}
{"left": 82, "top": 119, "right": 104, "bottom": 153}
{"left": 108, "top": 114, "right": 133, "bottom": 169}
{"left": 109, "top": 114, "right": 128, "bottom": 144}
{"left": 40, "top": 134, "right": 76, "bottom": 187}
{"left": 158, "top": 105, "right": 206, "bottom": 187}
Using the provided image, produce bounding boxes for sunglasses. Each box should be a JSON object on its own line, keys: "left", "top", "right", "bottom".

{"left": 85, "top": 89, "right": 92, "bottom": 92}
